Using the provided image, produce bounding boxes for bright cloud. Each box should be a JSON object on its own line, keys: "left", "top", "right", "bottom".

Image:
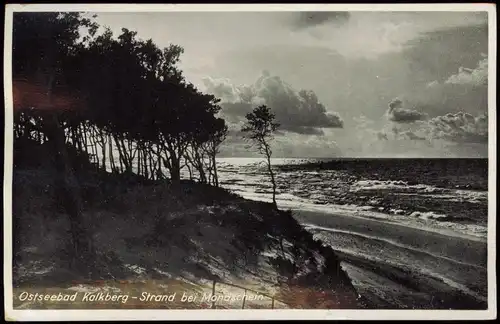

{"left": 202, "top": 71, "right": 344, "bottom": 135}
{"left": 445, "top": 56, "right": 488, "bottom": 86}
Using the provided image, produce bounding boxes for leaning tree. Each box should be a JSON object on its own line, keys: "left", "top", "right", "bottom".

{"left": 241, "top": 105, "right": 280, "bottom": 208}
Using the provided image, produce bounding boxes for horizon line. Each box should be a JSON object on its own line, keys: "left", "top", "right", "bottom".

{"left": 216, "top": 156, "right": 488, "bottom": 159}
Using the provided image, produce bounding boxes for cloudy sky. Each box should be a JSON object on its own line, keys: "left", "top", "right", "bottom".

{"left": 92, "top": 10, "right": 490, "bottom": 158}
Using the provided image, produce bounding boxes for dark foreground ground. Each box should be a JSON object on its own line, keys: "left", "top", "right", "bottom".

{"left": 10, "top": 146, "right": 488, "bottom": 310}
{"left": 11, "top": 163, "right": 360, "bottom": 309}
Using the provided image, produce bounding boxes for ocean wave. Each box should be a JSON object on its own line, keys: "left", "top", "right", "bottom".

{"left": 349, "top": 180, "right": 487, "bottom": 203}
{"left": 215, "top": 158, "right": 488, "bottom": 240}
{"left": 232, "top": 189, "right": 487, "bottom": 240}
{"left": 410, "top": 211, "right": 448, "bottom": 220}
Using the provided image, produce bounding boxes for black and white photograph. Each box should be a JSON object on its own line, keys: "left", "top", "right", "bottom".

{"left": 3, "top": 3, "right": 496, "bottom": 321}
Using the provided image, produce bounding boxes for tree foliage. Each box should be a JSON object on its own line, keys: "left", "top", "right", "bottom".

{"left": 13, "top": 12, "right": 228, "bottom": 186}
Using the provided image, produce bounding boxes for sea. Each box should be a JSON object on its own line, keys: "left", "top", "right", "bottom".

{"left": 211, "top": 157, "right": 488, "bottom": 240}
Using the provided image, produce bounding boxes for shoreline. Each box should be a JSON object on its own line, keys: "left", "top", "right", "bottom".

{"left": 292, "top": 209, "right": 487, "bottom": 266}
{"left": 291, "top": 208, "right": 487, "bottom": 309}
{"left": 231, "top": 190, "right": 487, "bottom": 243}
{"left": 291, "top": 205, "right": 487, "bottom": 243}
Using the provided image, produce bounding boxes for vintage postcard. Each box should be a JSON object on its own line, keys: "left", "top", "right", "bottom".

{"left": 3, "top": 3, "right": 497, "bottom": 321}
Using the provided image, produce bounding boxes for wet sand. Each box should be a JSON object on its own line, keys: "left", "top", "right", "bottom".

{"left": 292, "top": 209, "right": 488, "bottom": 309}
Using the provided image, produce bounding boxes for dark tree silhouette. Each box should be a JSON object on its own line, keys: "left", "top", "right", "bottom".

{"left": 12, "top": 12, "right": 99, "bottom": 273}
{"left": 241, "top": 105, "right": 280, "bottom": 208}
{"left": 12, "top": 12, "right": 231, "bottom": 249}
{"left": 13, "top": 12, "right": 230, "bottom": 190}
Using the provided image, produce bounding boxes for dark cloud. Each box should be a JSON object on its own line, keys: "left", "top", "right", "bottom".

{"left": 291, "top": 11, "right": 350, "bottom": 29}
{"left": 202, "top": 72, "right": 344, "bottom": 136}
{"left": 386, "top": 98, "right": 428, "bottom": 123}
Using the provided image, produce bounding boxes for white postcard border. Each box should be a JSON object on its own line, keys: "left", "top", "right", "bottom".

{"left": 3, "top": 3, "right": 497, "bottom": 321}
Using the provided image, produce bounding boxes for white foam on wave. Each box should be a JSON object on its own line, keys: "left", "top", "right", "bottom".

{"left": 350, "top": 180, "right": 440, "bottom": 193}
{"left": 389, "top": 208, "right": 405, "bottom": 215}
{"left": 410, "top": 211, "right": 448, "bottom": 220}
{"left": 227, "top": 185, "right": 487, "bottom": 240}
{"left": 350, "top": 179, "right": 488, "bottom": 204}
{"left": 398, "top": 191, "right": 488, "bottom": 204}
{"left": 230, "top": 188, "right": 487, "bottom": 241}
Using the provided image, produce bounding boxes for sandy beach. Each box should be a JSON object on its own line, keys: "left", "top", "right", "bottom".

{"left": 292, "top": 209, "right": 488, "bottom": 309}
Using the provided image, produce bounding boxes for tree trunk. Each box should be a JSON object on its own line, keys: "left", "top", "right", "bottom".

{"left": 157, "top": 154, "right": 163, "bottom": 180}
{"left": 211, "top": 153, "right": 219, "bottom": 187}
{"left": 162, "top": 143, "right": 181, "bottom": 184}
{"left": 45, "top": 114, "right": 96, "bottom": 275}
{"left": 143, "top": 144, "right": 149, "bottom": 179}
{"left": 82, "top": 123, "right": 88, "bottom": 155}
{"left": 100, "top": 130, "right": 107, "bottom": 171}
{"left": 195, "top": 159, "right": 206, "bottom": 184}
{"left": 148, "top": 146, "right": 155, "bottom": 180}
{"left": 113, "top": 134, "right": 126, "bottom": 173}
{"left": 108, "top": 134, "right": 117, "bottom": 173}
{"left": 187, "top": 163, "right": 193, "bottom": 180}
{"left": 156, "top": 146, "right": 164, "bottom": 180}
{"left": 170, "top": 156, "right": 181, "bottom": 183}
{"left": 126, "top": 140, "right": 137, "bottom": 173}
{"left": 91, "top": 127, "right": 99, "bottom": 168}
{"left": 137, "top": 145, "right": 142, "bottom": 176}
{"left": 265, "top": 146, "right": 277, "bottom": 209}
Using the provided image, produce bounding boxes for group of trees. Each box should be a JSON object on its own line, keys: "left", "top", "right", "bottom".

{"left": 13, "top": 12, "right": 228, "bottom": 186}
{"left": 12, "top": 12, "right": 281, "bottom": 271}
